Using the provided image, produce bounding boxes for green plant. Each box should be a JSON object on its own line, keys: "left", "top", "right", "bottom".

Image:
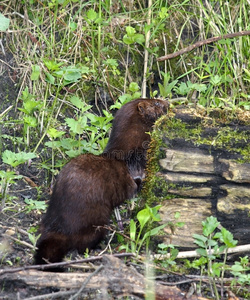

{"left": 231, "top": 256, "right": 250, "bottom": 284}
{"left": 123, "top": 26, "right": 145, "bottom": 46}
{"left": 27, "top": 227, "right": 41, "bottom": 248}
{"left": 24, "top": 198, "right": 47, "bottom": 213}
{"left": 2, "top": 150, "right": 36, "bottom": 168}
{"left": 1, "top": 150, "right": 36, "bottom": 209}
{"left": 110, "top": 82, "right": 142, "bottom": 110}
{"left": 0, "top": 170, "right": 22, "bottom": 209}
{"left": 193, "top": 216, "right": 238, "bottom": 299}
{"left": 157, "top": 72, "right": 178, "bottom": 98}
{"left": 157, "top": 243, "right": 179, "bottom": 267}
{"left": 18, "top": 87, "right": 42, "bottom": 147}
{"left": 119, "top": 205, "right": 169, "bottom": 255}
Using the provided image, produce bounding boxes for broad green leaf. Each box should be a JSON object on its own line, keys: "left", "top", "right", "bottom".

{"left": 196, "top": 248, "right": 208, "bottom": 256}
{"left": 202, "top": 216, "right": 220, "bottom": 236}
{"left": 87, "top": 9, "right": 97, "bottom": 21}
{"left": 129, "top": 82, "right": 140, "bottom": 92}
{"left": 2, "top": 150, "right": 36, "bottom": 167}
{"left": 0, "top": 13, "right": 10, "bottom": 31}
{"left": 126, "top": 26, "right": 136, "bottom": 36}
{"left": 137, "top": 208, "right": 151, "bottom": 230}
{"left": 47, "top": 128, "right": 65, "bottom": 139}
{"left": 231, "top": 264, "right": 245, "bottom": 272}
{"left": 24, "top": 115, "right": 37, "bottom": 127}
{"left": 45, "top": 72, "right": 55, "bottom": 84}
{"left": 31, "top": 65, "right": 40, "bottom": 81}
{"left": 193, "top": 233, "right": 208, "bottom": 243}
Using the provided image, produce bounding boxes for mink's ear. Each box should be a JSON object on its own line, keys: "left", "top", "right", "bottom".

{"left": 137, "top": 102, "right": 147, "bottom": 114}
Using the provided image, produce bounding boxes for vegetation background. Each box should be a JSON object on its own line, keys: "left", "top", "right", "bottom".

{"left": 0, "top": 0, "right": 249, "bottom": 298}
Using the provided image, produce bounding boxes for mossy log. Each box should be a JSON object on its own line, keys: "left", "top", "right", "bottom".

{"left": 143, "top": 105, "right": 250, "bottom": 248}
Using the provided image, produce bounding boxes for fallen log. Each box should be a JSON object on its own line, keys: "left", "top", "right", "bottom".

{"left": 0, "top": 255, "right": 208, "bottom": 300}
{"left": 143, "top": 106, "right": 250, "bottom": 248}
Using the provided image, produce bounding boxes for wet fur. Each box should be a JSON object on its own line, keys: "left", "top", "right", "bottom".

{"left": 34, "top": 98, "right": 168, "bottom": 268}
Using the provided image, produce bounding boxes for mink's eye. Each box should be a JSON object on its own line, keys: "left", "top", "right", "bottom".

{"left": 155, "top": 101, "right": 160, "bottom": 107}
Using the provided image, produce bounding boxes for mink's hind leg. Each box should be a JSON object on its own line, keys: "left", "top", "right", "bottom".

{"left": 75, "top": 227, "right": 107, "bottom": 255}
{"left": 34, "top": 232, "right": 70, "bottom": 271}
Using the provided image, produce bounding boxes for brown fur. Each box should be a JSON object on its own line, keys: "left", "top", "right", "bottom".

{"left": 34, "top": 98, "right": 168, "bottom": 268}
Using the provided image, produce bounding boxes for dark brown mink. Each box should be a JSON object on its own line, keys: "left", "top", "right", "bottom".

{"left": 34, "top": 98, "right": 168, "bottom": 269}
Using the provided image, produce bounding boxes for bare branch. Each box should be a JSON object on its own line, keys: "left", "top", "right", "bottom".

{"left": 157, "top": 30, "right": 250, "bottom": 61}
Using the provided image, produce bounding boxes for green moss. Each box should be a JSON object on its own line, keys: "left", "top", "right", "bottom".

{"left": 141, "top": 116, "right": 177, "bottom": 205}
{"left": 158, "top": 111, "right": 250, "bottom": 162}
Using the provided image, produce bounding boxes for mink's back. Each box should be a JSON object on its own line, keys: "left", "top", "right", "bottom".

{"left": 41, "top": 153, "right": 137, "bottom": 236}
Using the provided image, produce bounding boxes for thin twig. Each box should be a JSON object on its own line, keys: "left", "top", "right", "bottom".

{"left": 98, "top": 230, "right": 116, "bottom": 256}
{"left": 157, "top": 30, "right": 250, "bottom": 61}
{"left": 0, "top": 253, "right": 135, "bottom": 275}
{"left": 0, "top": 105, "right": 13, "bottom": 119}
{"left": 3, "top": 233, "right": 35, "bottom": 250}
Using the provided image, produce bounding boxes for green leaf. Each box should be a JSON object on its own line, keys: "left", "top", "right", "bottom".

{"left": 147, "top": 224, "right": 167, "bottom": 236}
{"left": 218, "top": 227, "right": 238, "bottom": 248}
{"left": 210, "top": 74, "right": 221, "bottom": 86}
{"left": 31, "top": 65, "right": 40, "bottom": 81}
{"left": 45, "top": 141, "right": 61, "bottom": 149}
{"left": 231, "top": 264, "right": 245, "bottom": 272}
{"left": 45, "top": 72, "right": 55, "bottom": 84}
{"left": 123, "top": 26, "right": 145, "bottom": 45}
{"left": 126, "top": 26, "right": 136, "bottom": 36}
{"left": 196, "top": 248, "right": 208, "bottom": 256}
{"left": 207, "top": 239, "right": 218, "bottom": 247}
{"left": 2, "top": 150, "right": 36, "bottom": 167}
{"left": 202, "top": 216, "right": 220, "bottom": 236}
{"left": 147, "top": 204, "right": 162, "bottom": 221}
{"left": 43, "top": 59, "right": 64, "bottom": 71}
{"left": 174, "top": 211, "right": 181, "bottom": 219}
{"left": 60, "top": 138, "right": 79, "bottom": 150}
{"left": 129, "top": 82, "right": 140, "bottom": 92}
{"left": 211, "top": 262, "right": 223, "bottom": 277}
{"left": 130, "top": 219, "right": 136, "bottom": 241}
{"left": 0, "top": 13, "right": 10, "bottom": 31}
{"left": 70, "top": 21, "right": 77, "bottom": 31}
{"left": 134, "top": 33, "right": 145, "bottom": 45}
{"left": 193, "top": 233, "right": 208, "bottom": 243}
{"left": 65, "top": 149, "right": 81, "bottom": 158}
{"left": 0, "top": 170, "right": 22, "bottom": 182}
{"left": 159, "top": 7, "right": 169, "bottom": 19}
{"left": 65, "top": 117, "right": 87, "bottom": 134}
{"left": 123, "top": 35, "right": 135, "bottom": 45}
{"left": 24, "top": 198, "right": 47, "bottom": 213}
{"left": 70, "top": 96, "right": 92, "bottom": 112}
{"left": 24, "top": 115, "right": 37, "bottom": 127}
{"left": 87, "top": 9, "right": 97, "bottom": 21}
{"left": 47, "top": 128, "right": 65, "bottom": 139}
{"left": 137, "top": 208, "right": 151, "bottom": 231}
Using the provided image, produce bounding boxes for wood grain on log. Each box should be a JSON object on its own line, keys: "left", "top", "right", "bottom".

{"left": 144, "top": 106, "right": 250, "bottom": 247}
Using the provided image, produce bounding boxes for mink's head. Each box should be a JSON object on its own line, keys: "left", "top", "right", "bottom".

{"left": 136, "top": 99, "right": 169, "bottom": 125}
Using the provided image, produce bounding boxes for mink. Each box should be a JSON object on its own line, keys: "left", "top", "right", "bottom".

{"left": 34, "top": 98, "right": 168, "bottom": 269}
